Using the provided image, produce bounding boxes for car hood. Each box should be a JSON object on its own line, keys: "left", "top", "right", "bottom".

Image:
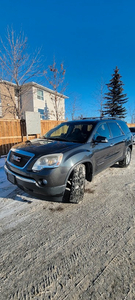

{"left": 11, "top": 138, "right": 81, "bottom": 156}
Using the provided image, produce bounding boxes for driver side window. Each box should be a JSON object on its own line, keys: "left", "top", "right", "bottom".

{"left": 94, "top": 123, "right": 111, "bottom": 140}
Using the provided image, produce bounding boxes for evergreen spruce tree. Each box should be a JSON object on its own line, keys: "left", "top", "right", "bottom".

{"left": 103, "top": 66, "right": 128, "bottom": 118}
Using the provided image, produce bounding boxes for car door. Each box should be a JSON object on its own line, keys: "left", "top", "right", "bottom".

{"left": 91, "top": 122, "right": 113, "bottom": 174}
{"left": 107, "top": 121, "right": 125, "bottom": 162}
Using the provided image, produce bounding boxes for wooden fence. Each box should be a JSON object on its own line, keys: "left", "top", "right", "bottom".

{"left": 0, "top": 119, "right": 63, "bottom": 156}
{"left": 127, "top": 123, "right": 135, "bottom": 128}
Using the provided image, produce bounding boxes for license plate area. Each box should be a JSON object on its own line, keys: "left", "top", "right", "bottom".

{"left": 7, "top": 173, "right": 16, "bottom": 184}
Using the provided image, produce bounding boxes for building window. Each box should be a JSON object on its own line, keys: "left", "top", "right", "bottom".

{"left": 37, "top": 89, "right": 44, "bottom": 100}
{"left": 38, "top": 108, "right": 45, "bottom": 119}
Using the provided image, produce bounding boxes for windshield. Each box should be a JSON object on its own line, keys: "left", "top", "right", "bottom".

{"left": 44, "top": 122, "right": 93, "bottom": 143}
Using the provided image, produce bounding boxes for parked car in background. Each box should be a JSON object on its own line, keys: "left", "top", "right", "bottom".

{"left": 129, "top": 127, "right": 135, "bottom": 144}
{"left": 4, "top": 118, "right": 133, "bottom": 204}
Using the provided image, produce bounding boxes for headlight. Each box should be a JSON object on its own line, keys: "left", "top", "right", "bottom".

{"left": 32, "top": 153, "right": 63, "bottom": 171}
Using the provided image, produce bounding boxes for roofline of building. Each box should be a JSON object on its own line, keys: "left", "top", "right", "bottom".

{"left": 0, "top": 80, "right": 68, "bottom": 99}
{"left": 0, "top": 80, "right": 17, "bottom": 87}
{"left": 26, "top": 82, "right": 68, "bottom": 99}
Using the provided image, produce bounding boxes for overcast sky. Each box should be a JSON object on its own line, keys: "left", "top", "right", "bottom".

{"left": 0, "top": 0, "right": 135, "bottom": 121}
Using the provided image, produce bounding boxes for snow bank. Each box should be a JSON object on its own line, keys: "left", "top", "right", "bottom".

{"left": 0, "top": 157, "right": 6, "bottom": 169}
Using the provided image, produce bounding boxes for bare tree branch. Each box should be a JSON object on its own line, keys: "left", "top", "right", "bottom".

{"left": 128, "top": 105, "right": 135, "bottom": 123}
{"left": 44, "top": 58, "right": 67, "bottom": 120}
{"left": 0, "top": 27, "right": 42, "bottom": 118}
{"left": 93, "top": 77, "right": 107, "bottom": 117}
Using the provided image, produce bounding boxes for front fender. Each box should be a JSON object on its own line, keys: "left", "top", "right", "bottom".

{"left": 64, "top": 149, "right": 93, "bottom": 184}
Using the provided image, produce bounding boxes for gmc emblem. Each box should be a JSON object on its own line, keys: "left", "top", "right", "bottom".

{"left": 12, "top": 155, "right": 21, "bottom": 162}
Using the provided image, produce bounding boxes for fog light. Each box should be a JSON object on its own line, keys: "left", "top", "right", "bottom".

{"left": 37, "top": 179, "right": 47, "bottom": 186}
{"left": 43, "top": 179, "right": 47, "bottom": 185}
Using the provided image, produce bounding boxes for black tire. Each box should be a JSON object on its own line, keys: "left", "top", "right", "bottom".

{"left": 67, "top": 164, "right": 86, "bottom": 204}
{"left": 119, "top": 147, "right": 131, "bottom": 168}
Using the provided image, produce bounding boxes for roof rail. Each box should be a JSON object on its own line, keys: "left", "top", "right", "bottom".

{"left": 82, "top": 117, "right": 100, "bottom": 120}
{"left": 82, "top": 116, "right": 122, "bottom": 120}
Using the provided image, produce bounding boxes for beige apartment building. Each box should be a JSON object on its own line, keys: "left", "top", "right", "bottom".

{"left": 0, "top": 80, "right": 67, "bottom": 120}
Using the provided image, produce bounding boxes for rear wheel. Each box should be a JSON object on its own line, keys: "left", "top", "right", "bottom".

{"left": 119, "top": 147, "right": 131, "bottom": 167}
{"left": 67, "top": 164, "right": 86, "bottom": 204}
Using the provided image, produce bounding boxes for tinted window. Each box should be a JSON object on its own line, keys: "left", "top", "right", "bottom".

{"left": 94, "top": 123, "right": 111, "bottom": 140}
{"left": 129, "top": 127, "right": 135, "bottom": 133}
{"left": 108, "top": 122, "right": 123, "bottom": 138}
{"left": 117, "top": 120, "right": 130, "bottom": 134}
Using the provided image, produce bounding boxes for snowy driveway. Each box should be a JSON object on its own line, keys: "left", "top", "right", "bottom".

{"left": 0, "top": 149, "right": 135, "bottom": 300}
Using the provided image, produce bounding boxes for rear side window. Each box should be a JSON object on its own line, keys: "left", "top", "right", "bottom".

{"left": 129, "top": 127, "right": 135, "bottom": 133}
{"left": 117, "top": 120, "right": 130, "bottom": 134}
{"left": 108, "top": 122, "right": 123, "bottom": 138}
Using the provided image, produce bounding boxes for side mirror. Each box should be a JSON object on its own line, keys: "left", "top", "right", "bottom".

{"left": 94, "top": 135, "right": 108, "bottom": 143}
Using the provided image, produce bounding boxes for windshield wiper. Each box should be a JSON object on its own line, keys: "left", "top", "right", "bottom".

{"left": 47, "top": 137, "right": 67, "bottom": 141}
{"left": 43, "top": 136, "right": 82, "bottom": 143}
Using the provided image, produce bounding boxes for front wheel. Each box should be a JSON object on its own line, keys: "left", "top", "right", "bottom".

{"left": 66, "top": 164, "right": 86, "bottom": 204}
{"left": 119, "top": 147, "right": 131, "bottom": 168}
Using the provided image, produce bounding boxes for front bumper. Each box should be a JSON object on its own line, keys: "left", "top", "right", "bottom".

{"left": 4, "top": 165, "right": 66, "bottom": 198}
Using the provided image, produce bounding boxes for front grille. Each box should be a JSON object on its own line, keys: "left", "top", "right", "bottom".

{"left": 8, "top": 151, "right": 32, "bottom": 168}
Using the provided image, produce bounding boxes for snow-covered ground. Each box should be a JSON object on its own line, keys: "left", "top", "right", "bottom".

{"left": 0, "top": 156, "right": 16, "bottom": 196}
{"left": 1, "top": 149, "right": 135, "bottom": 300}
{"left": 0, "top": 157, "right": 7, "bottom": 187}
{"left": 0, "top": 157, "right": 6, "bottom": 169}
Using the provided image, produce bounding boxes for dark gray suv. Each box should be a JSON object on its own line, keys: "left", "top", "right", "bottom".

{"left": 4, "top": 118, "right": 133, "bottom": 203}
